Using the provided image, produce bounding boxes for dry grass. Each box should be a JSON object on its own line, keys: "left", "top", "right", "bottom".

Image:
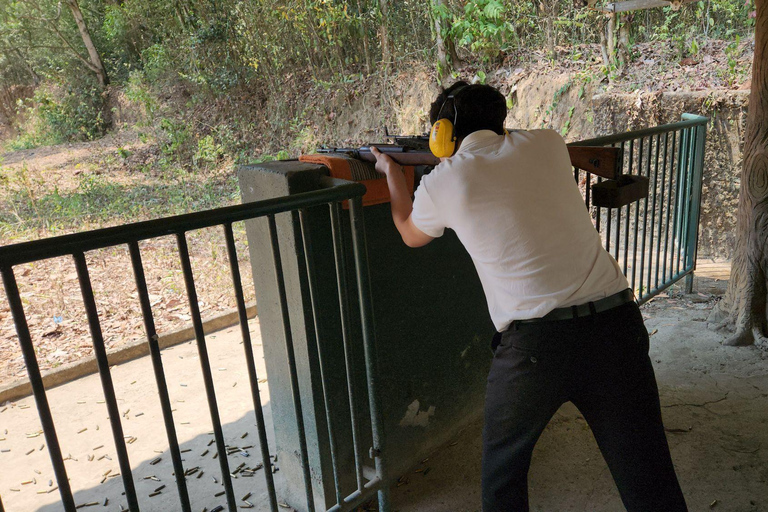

{"left": 0, "top": 130, "right": 256, "bottom": 388}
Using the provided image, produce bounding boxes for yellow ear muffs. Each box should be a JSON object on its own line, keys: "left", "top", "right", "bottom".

{"left": 430, "top": 118, "right": 456, "bottom": 158}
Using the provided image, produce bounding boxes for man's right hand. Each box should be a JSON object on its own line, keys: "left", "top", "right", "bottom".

{"left": 370, "top": 146, "right": 403, "bottom": 176}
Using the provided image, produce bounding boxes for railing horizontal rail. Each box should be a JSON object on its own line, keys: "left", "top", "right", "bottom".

{"left": 572, "top": 114, "right": 708, "bottom": 305}
{"left": 0, "top": 179, "right": 366, "bottom": 267}
{"left": 0, "top": 175, "right": 388, "bottom": 512}
{"left": 570, "top": 116, "right": 708, "bottom": 147}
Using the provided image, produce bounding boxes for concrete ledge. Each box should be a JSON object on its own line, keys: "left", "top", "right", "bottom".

{"left": 0, "top": 303, "right": 258, "bottom": 404}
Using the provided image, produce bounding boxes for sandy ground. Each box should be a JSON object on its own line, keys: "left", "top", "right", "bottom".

{"left": 390, "top": 279, "right": 768, "bottom": 512}
{"left": 0, "top": 319, "right": 281, "bottom": 512}
{"left": 2, "top": 276, "right": 768, "bottom": 512}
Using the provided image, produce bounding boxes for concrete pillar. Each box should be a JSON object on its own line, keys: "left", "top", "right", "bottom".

{"left": 238, "top": 161, "right": 494, "bottom": 511}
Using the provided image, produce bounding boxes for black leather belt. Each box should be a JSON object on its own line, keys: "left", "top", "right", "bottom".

{"left": 515, "top": 288, "right": 635, "bottom": 326}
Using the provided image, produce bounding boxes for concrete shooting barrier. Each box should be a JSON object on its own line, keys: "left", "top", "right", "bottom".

{"left": 239, "top": 161, "right": 495, "bottom": 511}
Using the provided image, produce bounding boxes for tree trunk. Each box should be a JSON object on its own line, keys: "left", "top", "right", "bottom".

{"left": 64, "top": 0, "right": 108, "bottom": 88}
{"left": 13, "top": 48, "right": 40, "bottom": 86}
{"left": 617, "top": 14, "right": 632, "bottom": 74}
{"left": 432, "top": 0, "right": 454, "bottom": 84}
{"left": 607, "top": 12, "right": 616, "bottom": 61}
{"left": 708, "top": 0, "right": 768, "bottom": 346}
{"left": 599, "top": 16, "right": 611, "bottom": 72}
{"left": 541, "top": 0, "right": 556, "bottom": 59}
{"left": 379, "top": 0, "right": 391, "bottom": 66}
{"left": 355, "top": 0, "right": 373, "bottom": 74}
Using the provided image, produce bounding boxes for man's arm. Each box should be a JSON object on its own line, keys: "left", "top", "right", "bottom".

{"left": 370, "top": 146, "right": 435, "bottom": 248}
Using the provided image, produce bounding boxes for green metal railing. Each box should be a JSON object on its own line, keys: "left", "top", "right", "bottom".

{"left": 573, "top": 114, "right": 708, "bottom": 304}
{"left": 0, "top": 177, "right": 390, "bottom": 512}
{"left": 0, "top": 115, "right": 708, "bottom": 512}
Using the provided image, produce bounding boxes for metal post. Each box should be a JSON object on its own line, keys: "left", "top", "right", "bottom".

{"left": 647, "top": 133, "right": 662, "bottom": 296}
{"left": 663, "top": 131, "right": 677, "bottom": 283}
{"left": 682, "top": 115, "right": 708, "bottom": 293}
{"left": 623, "top": 140, "right": 632, "bottom": 278}
{"left": 266, "top": 214, "right": 316, "bottom": 512}
{"left": 656, "top": 132, "right": 669, "bottom": 288}
{"left": 72, "top": 252, "right": 139, "bottom": 511}
{"left": 329, "top": 202, "right": 365, "bottom": 492}
{"left": 175, "top": 233, "right": 237, "bottom": 512}
{"left": 298, "top": 209, "right": 344, "bottom": 506}
{"left": 128, "top": 241, "right": 191, "bottom": 512}
{"left": 222, "top": 223, "right": 279, "bottom": 512}
{"left": 348, "top": 197, "right": 390, "bottom": 512}
{"left": 1, "top": 267, "right": 76, "bottom": 512}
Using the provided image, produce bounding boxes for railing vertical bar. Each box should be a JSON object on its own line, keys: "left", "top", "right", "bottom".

{"left": 648, "top": 133, "right": 661, "bottom": 295}
{"left": 0, "top": 267, "right": 76, "bottom": 512}
{"left": 72, "top": 252, "right": 139, "bottom": 511}
{"left": 585, "top": 172, "right": 592, "bottom": 211}
{"left": 670, "top": 129, "right": 684, "bottom": 282}
{"left": 663, "top": 130, "right": 677, "bottom": 282}
{"left": 638, "top": 136, "right": 650, "bottom": 299}
{"left": 684, "top": 119, "right": 708, "bottom": 285}
{"left": 222, "top": 223, "right": 279, "bottom": 512}
{"left": 614, "top": 143, "right": 623, "bottom": 263}
{"left": 348, "top": 197, "right": 390, "bottom": 512}
{"left": 266, "top": 214, "right": 316, "bottom": 512}
{"left": 596, "top": 177, "right": 603, "bottom": 237}
{"left": 175, "top": 233, "right": 237, "bottom": 512}
{"left": 656, "top": 132, "right": 670, "bottom": 288}
{"left": 631, "top": 137, "right": 643, "bottom": 292}
{"left": 682, "top": 126, "right": 697, "bottom": 275}
{"left": 623, "top": 140, "right": 633, "bottom": 278}
{"left": 128, "top": 241, "right": 191, "bottom": 512}
{"left": 679, "top": 126, "right": 696, "bottom": 272}
{"left": 298, "top": 208, "right": 345, "bottom": 506}
{"left": 604, "top": 176, "right": 611, "bottom": 250}
{"left": 675, "top": 128, "right": 690, "bottom": 276}
{"left": 329, "top": 202, "right": 365, "bottom": 492}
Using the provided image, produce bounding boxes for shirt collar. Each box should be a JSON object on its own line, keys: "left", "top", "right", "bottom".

{"left": 456, "top": 130, "right": 503, "bottom": 155}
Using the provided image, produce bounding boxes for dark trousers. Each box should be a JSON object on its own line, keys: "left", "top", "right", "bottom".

{"left": 482, "top": 301, "right": 687, "bottom": 512}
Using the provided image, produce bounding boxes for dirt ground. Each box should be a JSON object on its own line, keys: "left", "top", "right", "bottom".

{"left": 0, "top": 133, "right": 255, "bottom": 387}
{"left": 390, "top": 277, "right": 768, "bottom": 512}
{"left": 2, "top": 274, "right": 768, "bottom": 512}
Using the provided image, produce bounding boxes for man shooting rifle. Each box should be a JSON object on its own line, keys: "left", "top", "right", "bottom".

{"left": 370, "top": 82, "right": 687, "bottom": 512}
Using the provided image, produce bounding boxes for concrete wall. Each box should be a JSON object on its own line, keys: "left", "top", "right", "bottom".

{"left": 238, "top": 162, "right": 495, "bottom": 511}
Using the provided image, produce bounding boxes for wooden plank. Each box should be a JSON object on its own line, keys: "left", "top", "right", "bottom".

{"left": 567, "top": 146, "right": 622, "bottom": 180}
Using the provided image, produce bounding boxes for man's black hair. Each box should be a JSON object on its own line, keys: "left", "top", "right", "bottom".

{"left": 429, "top": 81, "right": 507, "bottom": 140}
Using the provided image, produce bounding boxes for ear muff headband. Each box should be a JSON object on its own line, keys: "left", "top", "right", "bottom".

{"left": 429, "top": 86, "right": 468, "bottom": 158}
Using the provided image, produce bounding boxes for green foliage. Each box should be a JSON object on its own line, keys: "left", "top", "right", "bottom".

{"left": 721, "top": 35, "right": 747, "bottom": 87}
{"left": 10, "top": 84, "right": 106, "bottom": 148}
{"left": 0, "top": 166, "right": 240, "bottom": 237}
{"left": 0, "top": 0, "right": 759, "bottom": 157}
{"left": 452, "top": 0, "right": 517, "bottom": 61}
{"left": 159, "top": 117, "right": 191, "bottom": 159}
{"left": 124, "top": 70, "right": 159, "bottom": 123}
{"left": 193, "top": 135, "right": 225, "bottom": 169}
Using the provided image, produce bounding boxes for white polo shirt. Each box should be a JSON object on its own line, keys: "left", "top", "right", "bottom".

{"left": 411, "top": 129, "right": 629, "bottom": 332}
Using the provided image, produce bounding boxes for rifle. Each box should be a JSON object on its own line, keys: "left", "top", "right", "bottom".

{"left": 318, "top": 132, "right": 648, "bottom": 207}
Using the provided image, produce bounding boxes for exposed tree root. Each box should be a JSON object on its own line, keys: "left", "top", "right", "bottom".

{"left": 724, "top": 328, "right": 755, "bottom": 346}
